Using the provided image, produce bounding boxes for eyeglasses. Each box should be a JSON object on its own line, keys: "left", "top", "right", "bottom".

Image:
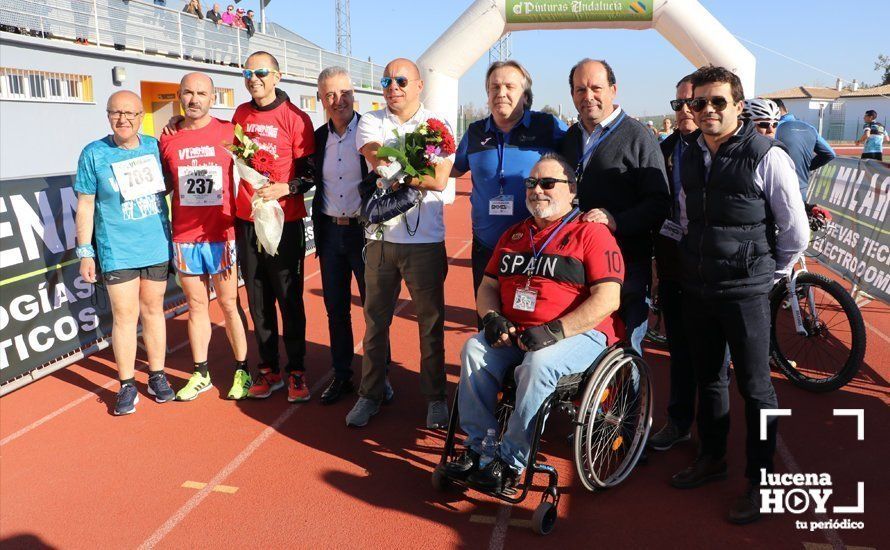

{"left": 670, "top": 98, "right": 693, "bottom": 111}
{"left": 242, "top": 68, "right": 279, "bottom": 80}
{"left": 755, "top": 121, "right": 778, "bottom": 129}
{"left": 107, "top": 110, "right": 142, "bottom": 120}
{"left": 689, "top": 96, "right": 730, "bottom": 112}
{"left": 524, "top": 177, "right": 570, "bottom": 190}
{"left": 380, "top": 76, "right": 413, "bottom": 89}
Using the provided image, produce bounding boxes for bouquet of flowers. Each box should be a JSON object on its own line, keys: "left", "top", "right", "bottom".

{"left": 226, "top": 124, "right": 284, "bottom": 255}
{"left": 368, "top": 119, "right": 456, "bottom": 228}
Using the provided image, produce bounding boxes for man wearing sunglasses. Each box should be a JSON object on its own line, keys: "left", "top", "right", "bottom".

{"left": 671, "top": 66, "right": 808, "bottom": 525}
{"left": 772, "top": 99, "right": 835, "bottom": 201}
{"left": 348, "top": 58, "right": 454, "bottom": 429}
{"left": 443, "top": 152, "right": 624, "bottom": 491}
{"left": 560, "top": 58, "right": 670, "bottom": 356}
{"left": 452, "top": 60, "right": 567, "bottom": 328}
{"left": 232, "top": 51, "right": 317, "bottom": 403}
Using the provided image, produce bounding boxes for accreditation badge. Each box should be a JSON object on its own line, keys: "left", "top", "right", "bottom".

{"left": 178, "top": 165, "right": 224, "bottom": 207}
{"left": 658, "top": 219, "right": 684, "bottom": 242}
{"left": 513, "top": 287, "right": 538, "bottom": 312}
{"left": 112, "top": 155, "right": 166, "bottom": 201}
{"left": 489, "top": 194, "right": 514, "bottom": 216}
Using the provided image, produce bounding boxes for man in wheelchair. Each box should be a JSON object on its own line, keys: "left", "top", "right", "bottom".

{"left": 444, "top": 152, "right": 626, "bottom": 492}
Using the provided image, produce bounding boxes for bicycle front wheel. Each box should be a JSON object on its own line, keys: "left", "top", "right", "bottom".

{"left": 770, "top": 272, "right": 866, "bottom": 392}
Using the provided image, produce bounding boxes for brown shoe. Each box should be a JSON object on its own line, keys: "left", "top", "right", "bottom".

{"left": 670, "top": 455, "right": 728, "bottom": 489}
{"left": 728, "top": 485, "right": 762, "bottom": 524}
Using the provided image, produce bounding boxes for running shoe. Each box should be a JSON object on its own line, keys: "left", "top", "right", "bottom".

{"left": 287, "top": 372, "right": 310, "bottom": 403}
{"left": 176, "top": 372, "right": 212, "bottom": 401}
{"left": 114, "top": 384, "right": 139, "bottom": 415}
{"left": 248, "top": 368, "right": 284, "bottom": 399}
{"left": 147, "top": 371, "right": 175, "bottom": 403}
{"left": 227, "top": 368, "right": 252, "bottom": 400}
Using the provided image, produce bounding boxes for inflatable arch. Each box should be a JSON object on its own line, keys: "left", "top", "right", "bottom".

{"left": 417, "top": 0, "right": 756, "bottom": 133}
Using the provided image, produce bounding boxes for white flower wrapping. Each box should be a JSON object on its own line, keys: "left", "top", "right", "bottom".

{"left": 373, "top": 158, "right": 417, "bottom": 227}
{"left": 232, "top": 156, "right": 284, "bottom": 255}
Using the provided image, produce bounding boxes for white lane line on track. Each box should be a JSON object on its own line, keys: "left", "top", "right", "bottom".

{"left": 0, "top": 269, "right": 327, "bottom": 447}
{"left": 776, "top": 436, "right": 846, "bottom": 550}
{"left": 139, "top": 239, "right": 473, "bottom": 549}
{"left": 864, "top": 320, "right": 890, "bottom": 345}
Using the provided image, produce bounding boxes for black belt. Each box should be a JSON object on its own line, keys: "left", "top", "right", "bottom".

{"left": 322, "top": 214, "right": 361, "bottom": 226}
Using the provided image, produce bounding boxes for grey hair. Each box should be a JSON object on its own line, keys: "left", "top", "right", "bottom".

{"left": 536, "top": 152, "right": 577, "bottom": 186}
{"left": 317, "top": 66, "right": 350, "bottom": 86}
{"left": 486, "top": 60, "right": 533, "bottom": 108}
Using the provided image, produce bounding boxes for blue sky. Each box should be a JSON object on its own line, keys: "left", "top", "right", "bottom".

{"left": 253, "top": 0, "right": 887, "bottom": 117}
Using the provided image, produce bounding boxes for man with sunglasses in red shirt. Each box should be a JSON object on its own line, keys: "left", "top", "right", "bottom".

{"left": 671, "top": 66, "right": 808, "bottom": 525}
{"left": 233, "top": 51, "right": 316, "bottom": 402}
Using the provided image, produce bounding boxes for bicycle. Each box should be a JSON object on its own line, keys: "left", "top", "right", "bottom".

{"left": 645, "top": 206, "right": 866, "bottom": 392}
{"left": 768, "top": 205, "right": 866, "bottom": 392}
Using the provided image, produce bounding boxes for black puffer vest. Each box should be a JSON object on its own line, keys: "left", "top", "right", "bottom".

{"left": 680, "top": 122, "right": 782, "bottom": 300}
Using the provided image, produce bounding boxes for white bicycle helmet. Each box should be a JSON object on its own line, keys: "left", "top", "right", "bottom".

{"left": 743, "top": 98, "right": 781, "bottom": 122}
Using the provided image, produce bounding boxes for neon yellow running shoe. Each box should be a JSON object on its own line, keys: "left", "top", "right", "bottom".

{"left": 176, "top": 371, "right": 212, "bottom": 401}
{"left": 227, "top": 369, "right": 252, "bottom": 400}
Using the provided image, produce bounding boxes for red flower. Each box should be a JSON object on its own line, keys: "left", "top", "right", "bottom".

{"left": 426, "top": 118, "right": 447, "bottom": 134}
{"left": 251, "top": 149, "right": 275, "bottom": 175}
{"left": 439, "top": 132, "right": 456, "bottom": 156}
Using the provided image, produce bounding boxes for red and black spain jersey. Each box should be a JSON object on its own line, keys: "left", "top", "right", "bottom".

{"left": 484, "top": 216, "right": 626, "bottom": 345}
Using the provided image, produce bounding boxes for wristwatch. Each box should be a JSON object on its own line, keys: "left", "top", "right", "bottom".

{"left": 288, "top": 181, "right": 299, "bottom": 195}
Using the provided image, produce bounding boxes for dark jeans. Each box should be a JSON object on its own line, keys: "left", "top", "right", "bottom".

{"left": 360, "top": 240, "right": 447, "bottom": 402}
{"left": 658, "top": 279, "right": 695, "bottom": 432}
{"left": 236, "top": 219, "right": 306, "bottom": 372}
{"left": 682, "top": 292, "right": 778, "bottom": 482}
{"left": 318, "top": 218, "right": 366, "bottom": 380}
{"left": 471, "top": 237, "right": 495, "bottom": 330}
{"left": 622, "top": 260, "right": 651, "bottom": 356}
{"left": 861, "top": 151, "right": 883, "bottom": 161}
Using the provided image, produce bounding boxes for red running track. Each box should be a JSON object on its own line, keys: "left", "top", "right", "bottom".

{"left": 1, "top": 176, "right": 887, "bottom": 549}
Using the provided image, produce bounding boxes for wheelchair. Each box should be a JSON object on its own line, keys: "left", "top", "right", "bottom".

{"left": 432, "top": 345, "right": 653, "bottom": 535}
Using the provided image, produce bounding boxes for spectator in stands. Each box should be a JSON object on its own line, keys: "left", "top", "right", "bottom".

{"left": 243, "top": 9, "right": 256, "bottom": 38}
{"left": 206, "top": 3, "right": 222, "bottom": 24}
{"left": 443, "top": 153, "right": 624, "bottom": 492}
{"left": 75, "top": 91, "right": 175, "bottom": 415}
{"left": 221, "top": 4, "right": 236, "bottom": 26}
{"left": 183, "top": 0, "right": 204, "bottom": 20}
{"left": 773, "top": 98, "right": 836, "bottom": 200}
{"left": 646, "top": 120, "right": 658, "bottom": 138}
{"left": 856, "top": 109, "right": 888, "bottom": 161}
{"left": 232, "top": 8, "right": 247, "bottom": 30}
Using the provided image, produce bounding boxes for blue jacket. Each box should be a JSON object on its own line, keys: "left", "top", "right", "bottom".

{"left": 776, "top": 113, "right": 835, "bottom": 200}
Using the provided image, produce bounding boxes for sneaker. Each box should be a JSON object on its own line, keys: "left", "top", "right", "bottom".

{"left": 728, "top": 484, "right": 763, "bottom": 524}
{"left": 442, "top": 449, "right": 480, "bottom": 480}
{"left": 227, "top": 369, "right": 252, "bottom": 400}
{"left": 287, "top": 372, "right": 310, "bottom": 403}
{"left": 383, "top": 377, "right": 395, "bottom": 404}
{"left": 248, "top": 368, "right": 284, "bottom": 399}
{"left": 467, "top": 457, "right": 519, "bottom": 493}
{"left": 346, "top": 397, "right": 381, "bottom": 427}
{"left": 146, "top": 372, "right": 175, "bottom": 403}
{"left": 426, "top": 400, "right": 449, "bottom": 429}
{"left": 647, "top": 420, "right": 691, "bottom": 451}
{"left": 176, "top": 372, "right": 213, "bottom": 401}
{"left": 114, "top": 384, "right": 139, "bottom": 415}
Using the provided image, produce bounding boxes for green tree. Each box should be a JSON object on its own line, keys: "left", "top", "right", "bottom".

{"left": 875, "top": 54, "right": 890, "bottom": 86}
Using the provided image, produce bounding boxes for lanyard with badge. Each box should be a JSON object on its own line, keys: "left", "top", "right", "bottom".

{"left": 489, "top": 130, "right": 514, "bottom": 216}
{"left": 111, "top": 154, "right": 166, "bottom": 201}
{"left": 513, "top": 207, "right": 580, "bottom": 312}
{"left": 178, "top": 164, "right": 224, "bottom": 207}
{"left": 574, "top": 111, "right": 627, "bottom": 180}
{"left": 659, "top": 137, "right": 685, "bottom": 242}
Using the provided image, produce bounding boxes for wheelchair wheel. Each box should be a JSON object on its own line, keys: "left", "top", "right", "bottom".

{"left": 531, "top": 501, "right": 557, "bottom": 535}
{"left": 573, "top": 349, "right": 652, "bottom": 491}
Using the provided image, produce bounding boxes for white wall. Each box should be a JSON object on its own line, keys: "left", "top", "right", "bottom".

{"left": 839, "top": 96, "right": 890, "bottom": 141}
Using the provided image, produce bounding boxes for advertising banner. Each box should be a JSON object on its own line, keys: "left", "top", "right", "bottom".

{"left": 506, "top": 0, "right": 653, "bottom": 23}
{"left": 806, "top": 158, "right": 890, "bottom": 303}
